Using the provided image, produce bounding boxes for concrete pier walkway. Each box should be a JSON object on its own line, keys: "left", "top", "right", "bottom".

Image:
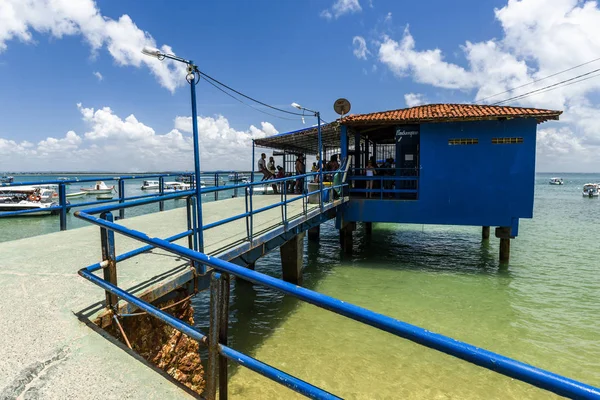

{"left": 0, "top": 194, "right": 332, "bottom": 399}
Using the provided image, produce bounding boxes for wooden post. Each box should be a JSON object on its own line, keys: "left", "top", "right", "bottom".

{"left": 499, "top": 238, "right": 510, "bottom": 264}
{"left": 365, "top": 222, "right": 372, "bottom": 235}
{"left": 340, "top": 223, "right": 353, "bottom": 254}
{"left": 482, "top": 226, "right": 490, "bottom": 241}
{"left": 308, "top": 225, "right": 320, "bottom": 242}
{"left": 495, "top": 227, "right": 512, "bottom": 264}
{"left": 280, "top": 232, "right": 305, "bottom": 284}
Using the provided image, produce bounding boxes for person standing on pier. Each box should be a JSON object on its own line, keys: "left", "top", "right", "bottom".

{"left": 267, "top": 156, "right": 277, "bottom": 177}
{"left": 366, "top": 160, "right": 375, "bottom": 198}
{"left": 295, "top": 155, "right": 305, "bottom": 193}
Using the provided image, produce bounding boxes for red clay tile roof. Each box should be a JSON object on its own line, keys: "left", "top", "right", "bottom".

{"left": 342, "top": 104, "right": 562, "bottom": 125}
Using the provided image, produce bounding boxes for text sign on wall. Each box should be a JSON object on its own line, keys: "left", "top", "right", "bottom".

{"left": 395, "top": 125, "right": 420, "bottom": 145}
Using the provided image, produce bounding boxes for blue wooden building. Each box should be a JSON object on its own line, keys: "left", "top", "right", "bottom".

{"left": 255, "top": 104, "right": 562, "bottom": 263}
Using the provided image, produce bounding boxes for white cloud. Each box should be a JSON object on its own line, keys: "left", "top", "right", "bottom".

{"left": 321, "top": 0, "right": 362, "bottom": 19}
{"left": 367, "top": 0, "right": 600, "bottom": 171}
{"left": 404, "top": 93, "right": 427, "bottom": 107}
{"left": 352, "top": 36, "right": 370, "bottom": 60}
{"left": 0, "top": 0, "right": 186, "bottom": 92}
{"left": 320, "top": 10, "right": 333, "bottom": 20}
{"left": 378, "top": 28, "right": 475, "bottom": 89}
{"left": 0, "top": 104, "right": 277, "bottom": 172}
{"left": 93, "top": 71, "right": 103, "bottom": 81}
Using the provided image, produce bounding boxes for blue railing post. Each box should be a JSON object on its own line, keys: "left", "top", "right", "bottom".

{"left": 159, "top": 176, "right": 165, "bottom": 212}
{"left": 214, "top": 173, "right": 219, "bottom": 202}
{"left": 118, "top": 178, "right": 125, "bottom": 220}
{"left": 233, "top": 172, "right": 238, "bottom": 198}
{"left": 283, "top": 178, "right": 288, "bottom": 229}
{"left": 100, "top": 211, "right": 117, "bottom": 308}
{"left": 244, "top": 184, "right": 250, "bottom": 242}
{"left": 58, "top": 183, "right": 67, "bottom": 231}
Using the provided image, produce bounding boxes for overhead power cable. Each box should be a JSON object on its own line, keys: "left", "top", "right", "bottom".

{"left": 202, "top": 78, "right": 300, "bottom": 121}
{"left": 197, "top": 70, "right": 305, "bottom": 116}
{"left": 491, "top": 67, "right": 600, "bottom": 105}
{"left": 478, "top": 56, "right": 600, "bottom": 103}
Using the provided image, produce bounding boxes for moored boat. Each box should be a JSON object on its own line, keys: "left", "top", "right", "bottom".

{"left": 582, "top": 183, "right": 599, "bottom": 197}
{"left": 81, "top": 181, "right": 115, "bottom": 194}
{"left": 66, "top": 191, "right": 86, "bottom": 199}
{"left": 141, "top": 180, "right": 160, "bottom": 190}
{"left": 96, "top": 193, "right": 114, "bottom": 200}
{"left": 0, "top": 186, "right": 58, "bottom": 215}
{"left": 0, "top": 176, "right": 14, "bottom": 184}
{"left": 228, "top": 173, "right": 249, "bottom": 182}
{"left": 549, "top": 177, "right": 563, "bottom": 185}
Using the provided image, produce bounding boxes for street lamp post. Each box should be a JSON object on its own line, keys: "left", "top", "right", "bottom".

{"left": 142, "top": 47, "right": 205, "bottom": 254}
{"left": 292, "top": 103, "right": 323, "bottom": 212}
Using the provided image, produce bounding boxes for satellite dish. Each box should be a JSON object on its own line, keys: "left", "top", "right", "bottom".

{"left": 333, "top": 98, "right": 351, "bottom": 116}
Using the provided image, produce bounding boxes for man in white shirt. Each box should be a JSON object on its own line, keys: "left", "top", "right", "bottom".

{"left": 258, "top": 153, "right": 270, "bottom": 181}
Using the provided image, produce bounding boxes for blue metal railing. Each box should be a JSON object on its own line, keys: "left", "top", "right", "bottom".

{"left": 0, "top": 171, "right": 250, "bottom": 233}
{"left": 72, "top": 168, "right": 600, "bottom": 399}
{"left": 349, "top": 167, "right": 419, "bottom": 199}
{"left": 75, "top": 204, "right": 600, "bottom": 399}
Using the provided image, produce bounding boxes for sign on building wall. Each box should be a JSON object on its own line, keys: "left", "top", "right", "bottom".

{"left": 395, "top": 125, "right": 420, "bottom": 145}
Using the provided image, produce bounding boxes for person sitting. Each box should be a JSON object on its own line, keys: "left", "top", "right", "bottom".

{"left": 258, "top": 153, "right": 272, "bottom": 181}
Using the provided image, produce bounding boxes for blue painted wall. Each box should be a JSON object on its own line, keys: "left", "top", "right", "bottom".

{"left": 342, "top": 118, "right": 539, "bottom": 236}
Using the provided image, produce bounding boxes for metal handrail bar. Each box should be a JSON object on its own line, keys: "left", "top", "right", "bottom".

{"left": 85, "top": 229, "right": 194, "bottom": 273}
{"left": 78, "top": 266, "right": 338, "bottom": 399}
{"left": 350, "top": 176, "right": 418, "bottom": 181}
{"left": 0, "top": 174, "right": 177, "bottom": 187}
{"left": 0, "top": 171, "right": 256, "bottom": 188}
{"left": 75, "top": 211, "right": 600, "bottom": 400}
{"left": 82, "top": 190, "right": 195, "bottom": 215}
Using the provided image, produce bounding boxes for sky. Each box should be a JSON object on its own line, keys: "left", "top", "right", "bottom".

{"left": 0, "top": 0, "right": 599, "bottom": 172}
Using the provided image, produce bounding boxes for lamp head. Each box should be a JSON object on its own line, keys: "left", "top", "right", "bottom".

{"left": 141, "top": 46, "right": 163, "bottom": 59}
{"left": 291, "top": 102, "right": 303, "bottom": 110}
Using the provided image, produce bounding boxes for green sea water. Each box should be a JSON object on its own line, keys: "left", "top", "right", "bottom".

{"left": 193, "top": 173, "right": 600, "bottom": 399}
{"left": 2, "top": 173, "right": 599, "bottom": 398}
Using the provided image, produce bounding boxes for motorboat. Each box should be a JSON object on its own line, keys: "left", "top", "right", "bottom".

{"left": 582, "top": 183, "right": 599, "bottom": 197}
{"left": 229, "top": 174, "right": 249, "bottom": 182}
{"left": 141, "top": 180, "right": 160, "bottom": 190}
{"left": 96, "top": 193, "right": 114, "bottom": 200}
{"left": 549, "top": 177, "right": 563, "bottom": 185}
{"left": 66, "top": 191, "right": 86, "bottom": 199}
{"left": 81, "top": 181, "right": 115, "bottom": 194}
{"left": 0, "top": 176, "right": 14, "bottom": 184}
{"left": 0, "top": 186, "right": 58, "bottom": 215}
{"left": 176, "top": 175, "right": 193, "bottom": 183}
{"left": 164, "top": 182, "right": 192, "bottom": 190}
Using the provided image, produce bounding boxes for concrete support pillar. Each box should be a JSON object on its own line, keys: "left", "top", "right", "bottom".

{"left": 308, "top": 225, "right": 320, "bottom": 242}
{"left": 339, "top": 223, "right": 354, "bottom": 254}
{"left": 482, "top": 226, "right": 490, "bottom": 241}
{"left": 365, "top": 222, "right": 372, "bottom": 235}
{"left": 495, "top": 227, "right": 512, "bottom": 264}
{"left": 499, "top": 238, "right": 510, "bottom": 264}
{"left": 280, "top": 232, "right": 305, "bottom": 284}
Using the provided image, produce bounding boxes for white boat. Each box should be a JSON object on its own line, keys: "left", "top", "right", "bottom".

{"left": 164, "top": 181, "right": 192, "bottom": 190}
{"left": 96, "top": 193, "right": 114, "bottom": 200}
{"left": 81, "top": 181, "right": 115, "bottom": 194}
{"left": 229, "top": 174, "right": 249, "bottom": 182}
{"left": 549, "top": 177, "right": 563, "bottom": 185}
{"left": 582, "top": 183, "right": 599, "bottom": 197}
{"left": 0, "top": 186, "right": 58, "bottom": 215}
{"left": 141, "top": 180, "right": 160, "bottom": 190}
{"left": 0, "top": 176, "right": 14, "bottom": 183}
{"left": 66, "top": 191, "right": 86, "bottom": 199}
